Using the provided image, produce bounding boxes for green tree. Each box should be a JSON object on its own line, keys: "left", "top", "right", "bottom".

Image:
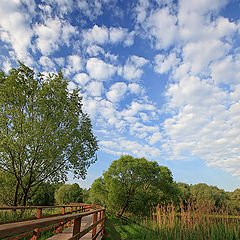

{"left": 28, "top": 183, "right": 62, "bottom": 206}
{"left": 89, "top": 155, "right": 175, "bottom": 217}
{"left": 228, "top": 188, "right": 240, "bottom": 211}
{"left": 0, "top": 62, "right": 98, "bottom": 206}
{"left": 190, "top": 183, "right": 227, "bottom": 207}
{"left": 55, "top": 183, "right": 83, "bottom": 204}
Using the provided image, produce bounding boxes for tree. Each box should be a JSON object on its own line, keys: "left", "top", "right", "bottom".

{"left": 190, "top": 183, "right": 227, "bottom": 207}
{"left": 89, "top": 155, "right": 175, "bottom": 217}
{"left": 0, "top": 62, "right": 98, "bottom": 206}
{"left": 227, "top": 188, "right": 240, "bottom": 211}
{"left": 55, "top": 183, "right": 83, "bottom": 204}
{"left": 28, "top": 183, "right": 62, "bottom": 206}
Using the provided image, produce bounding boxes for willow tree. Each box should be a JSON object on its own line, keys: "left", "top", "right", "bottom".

{"left": 90, "top": 155, "right": 175, "bottom": 217}
{"left": 0, "top": 62, "right": 98, "bottom": 206}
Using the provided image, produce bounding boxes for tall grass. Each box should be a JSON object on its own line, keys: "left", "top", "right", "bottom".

{"left": 147, "top": 200, "right": 240, "bottom": 240}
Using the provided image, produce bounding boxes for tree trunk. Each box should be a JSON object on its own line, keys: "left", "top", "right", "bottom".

{"left": 13, "top": 181, "right": 20, "bottom": 206}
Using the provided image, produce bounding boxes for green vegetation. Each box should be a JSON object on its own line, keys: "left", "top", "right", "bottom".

{"left": 55, "top": 183, "right": 83, "bottom": 204}
{"left": 0, "top": 61, "right": 238, "bottom": 238}
{"left": 104, "top": 200, "right": 240, "bottom": 240}
{"left": 0, "top": 62, "right": 98, "bottom": 206}
{"left": 89, "top": 155, "right": 178, "bottom": 217}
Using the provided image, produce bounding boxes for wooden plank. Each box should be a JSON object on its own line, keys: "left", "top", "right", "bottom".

{"left": 0, "top": 209, "right": 104, "bottom": 238}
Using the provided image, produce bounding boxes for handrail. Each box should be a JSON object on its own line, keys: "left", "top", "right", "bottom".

{"left": 0, "top": 205, "right": 105, "bottom": 240}
{"left": 0, "top": 204, "right": 93, "bottom": 225}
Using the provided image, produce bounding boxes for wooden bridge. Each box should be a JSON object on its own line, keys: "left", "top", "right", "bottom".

{"left": 0, "top": 204, "right": 105, "bottom": 240}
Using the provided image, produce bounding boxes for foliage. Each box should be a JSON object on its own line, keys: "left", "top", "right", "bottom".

{"left": 28, "top": 183, "right": 62, "bottom": 206}
{"left": 104, "top": 200, "right": 240, "bottom": 240}
{"left": 227, "top": 188, "right": 240, "bottom": 211}
{"left": 190, "top": 183, "right": 228, "bottom": 207}
{"left": 0, "top": 62, "right": 98, "bottom": 206}
{"left": 55, "top": 183, "right": 83, "bottom": 204}
{"left": 89, "top": 155, "right": 175, "bottom": 217}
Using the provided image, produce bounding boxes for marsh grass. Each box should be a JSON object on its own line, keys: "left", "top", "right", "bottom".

{"left": 148, "top": 200, "right": 240, "bottom": 240}
{"left": 104, "top": 200, "right": 239, "bottom": 240}
{"left": 0, "top": 207, "right": 64, "bottom": 224}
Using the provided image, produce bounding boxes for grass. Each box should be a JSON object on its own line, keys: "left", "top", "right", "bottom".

{"left": 103, "top": 213, "right": 157, "bottom": 240}
{"left": 103, "top": 200, "right": 240, "bottom": 240}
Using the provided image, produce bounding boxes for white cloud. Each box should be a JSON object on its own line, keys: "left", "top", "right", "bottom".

{"left": 100, "top": 137, "right": 161, "bottom": 158}
{"left": 121, "top": 101, "right": 155, "bottom": 118}
{"left": 128, "top": 83, "right": 143, "bottom": 95}
{"left": 39, "top": 56, "right": 55, "bottom": 71}
{"left": 34, "top": 18, "right": 62, "bottom": 55}
{"left": 2, "top": 59, "right": 11, "bottom": 73}
{"left": 82, "top": 25, "right": 109, "bottom": 45}
{"left": 86, "top": 45, "right": 104, "bottom": 56}
{"left": 182, "top": 39, "right": 230, "bottom": 75}
{"left": 86, "top": 58, "right": 116, "bottom": 80}
{"left": 123, "top": 64, "right": 143, "bottom": 81}
{"left": 130, "top": 55, "right": 148, "bottom": 67}
{"left": 154, "top": 52, "right": 180, "bottom": 74}
{"left": 67, "top": 55, "right": 83, "bottom": 73}
{"left": 109, "top": 27, "right": 128, "bottom": 43}
{"left": 34, "top": 18, "right": 76, "bottom": 55}
{"left": 67, "top": 81, "right": 77, "bottom": 92}
{"left": 149, "top": 132, "right": 162, "bottom": 145}
{"left": 210, "top": 56, "right": 240, "bottom": 84}
{"left": 87, "top": 81, "right": 104, "bottom": 97}
{"left": 135, "top": 0, "right": 149, "bottom": 24}
{"left": 82, "top": 25, "right": 134, "bottom": 46}
{"left": 77, "top": 0, "right": 104, "bottom": 20}
{"left": 122, "top": 55, "right": 148, "bottom": 81}
{"left": 74, "top": 73, "right": 90, "bottom": 85}
{"left": 146, "top": 7, "right": 177, "bottom": 49}
{"left": 106, "top": 82, "right": 128, "bottom": 102}
{"left": 0, "top": 0, "right": 33, "bottom": 63}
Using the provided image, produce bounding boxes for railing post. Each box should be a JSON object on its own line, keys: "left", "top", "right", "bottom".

{"left": 100, "top": 209, "right": 105, "bottom": 236}
{"left": 59, "top": 207, "right": 65, "bottom": 233}
{"left": 67, "top": 206, "right": 73, "bottom": 227}
{"left": 31, "top": 208, "right": 42, "bottom": 240}
{"left": 92, "top": 212, "right": 98, "bottom": 238}
{"left": 73, "top": 217, "right": 81, "bottom": 236}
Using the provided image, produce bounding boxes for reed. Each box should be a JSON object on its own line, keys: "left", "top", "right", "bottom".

{"left": 147, "top": 200, "right": 240, "bottom": 240}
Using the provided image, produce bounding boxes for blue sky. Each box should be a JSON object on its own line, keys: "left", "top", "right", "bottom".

{"left": 0, "top": 0, "right": 240, "bottom": 191}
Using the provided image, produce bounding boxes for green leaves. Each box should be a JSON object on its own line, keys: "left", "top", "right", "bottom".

{"left": 0, "top": 62, "right": 98, "bottom": 205}
{"left": 89, "top": 155, "right": 175, "bottom": 217}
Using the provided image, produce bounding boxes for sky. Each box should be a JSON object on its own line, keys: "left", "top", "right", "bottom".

{"left": 0, "top": 0, "right": 240, "bottom": 191}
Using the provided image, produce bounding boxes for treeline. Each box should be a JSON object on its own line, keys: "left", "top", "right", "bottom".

{"left": 86, "top": 155, "right": 239, "bottom": 216}
{"left": 0, "top": 155, "right": 239, "bottom": 216}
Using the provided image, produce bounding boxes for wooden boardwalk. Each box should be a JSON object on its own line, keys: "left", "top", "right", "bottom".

{"left": 47, "top": 215, "right": 103, "bottom": 240}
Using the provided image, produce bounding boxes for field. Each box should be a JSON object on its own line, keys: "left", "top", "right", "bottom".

{"left": 104, "top": 200, "right": 240, "bottom": 240}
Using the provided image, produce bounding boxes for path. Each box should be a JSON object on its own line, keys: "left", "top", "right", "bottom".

{"left": 47, "top": 215, "right": 102, "bottom": 240}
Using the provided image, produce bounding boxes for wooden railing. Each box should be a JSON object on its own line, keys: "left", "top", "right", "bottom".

{"left": 0, "top": 204, "right": 105, "bottom": 240}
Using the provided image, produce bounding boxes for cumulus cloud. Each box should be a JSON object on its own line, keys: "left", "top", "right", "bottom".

{"left": 106, "top": 82, "right": 128, "bottom": 102}
{"left": 0, "top": 0, "right": 33, "bottom": 63}
{"left": 34, "top": 18, "right": 76, "bottom": 55}
{"left": 86, "top": 45, "right": 104, "bottom": 56}
{"left": 145, "top": 7, "right": 177, "bottom": 49}
{"left": 154, "top": 52, "right": 180, "bottom": 74}
{"left": 82, "top": 25, "right": 134, "bottom": 46}
{"left": 74, "top": 72, "right": 90, "bottom": 85}
{"left": 82, "top": 25, "right": 109, "bottom": 45}
{"left": 122, "top": 55, "right": 148, "bottom": 81}
{"left": 39, "top": 56, "right": 55, "bottom": 71}
{"left": 86, "top": 57, "right": 116, "bottom": 80}
{"left": 86, "top": 81, "right": 104, "bottom": 97}
{"left": 101, "top": 137, "right": 161, "bottom": 158}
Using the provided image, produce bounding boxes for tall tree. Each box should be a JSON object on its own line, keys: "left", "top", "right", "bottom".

{"left": 89, "top": 155, "right": 175, "bottom": 217}
{"left": 0, "top": 62, "right": 98, "bottom": 206}
{"left": 55, "top": 183, "right": 83, "bottom": 204}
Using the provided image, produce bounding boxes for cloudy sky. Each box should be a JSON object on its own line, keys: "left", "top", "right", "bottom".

{"left": 1, "top": 0, "right": 240, "bottom": 191}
